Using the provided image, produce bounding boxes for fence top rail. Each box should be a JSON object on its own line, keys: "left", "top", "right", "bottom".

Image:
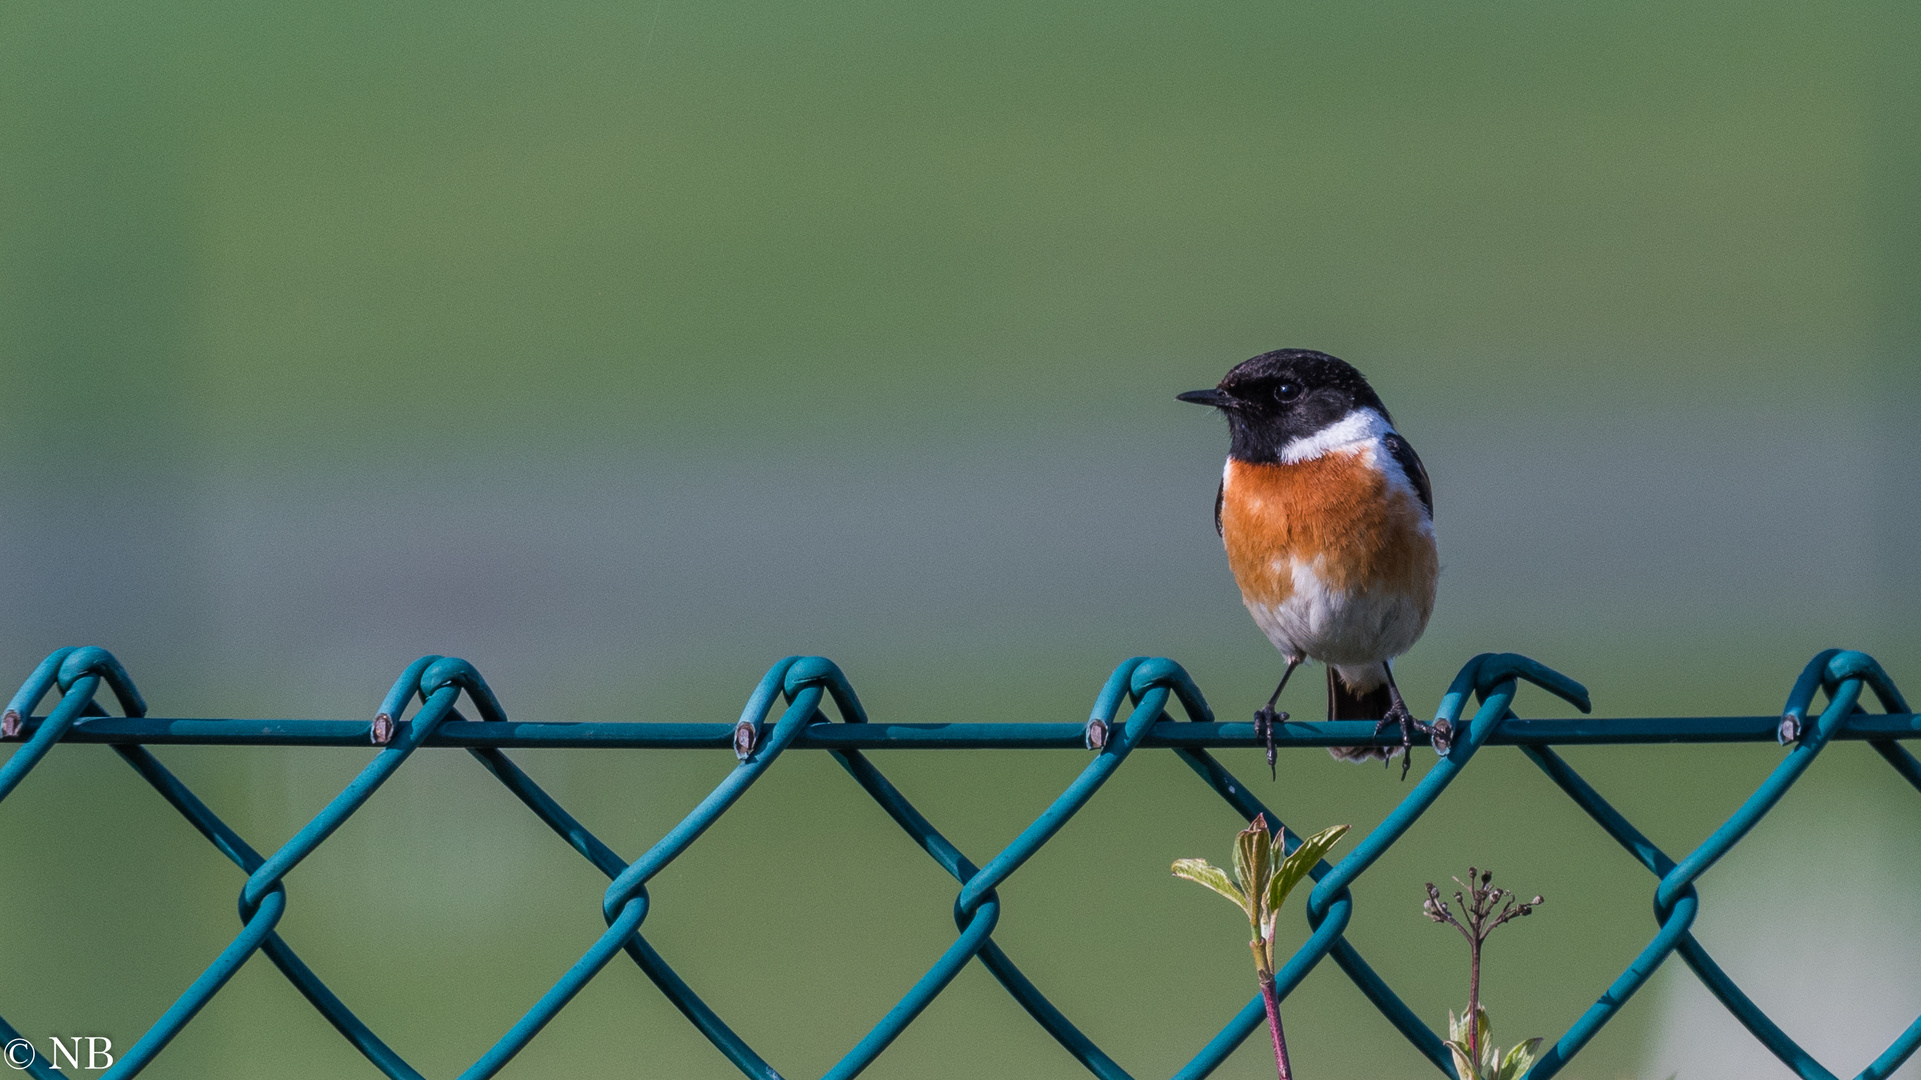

{"left": 8, "top": 711, "right": 1921, "bottom": 748}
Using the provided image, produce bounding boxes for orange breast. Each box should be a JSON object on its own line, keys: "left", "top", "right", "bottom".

{"left": 1221, "top": 452, "right": 1437, "bottom": 608}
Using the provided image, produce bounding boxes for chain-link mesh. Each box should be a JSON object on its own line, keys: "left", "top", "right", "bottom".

{"left": 1, "top": 646, "right": 1916, "bottom": 1080}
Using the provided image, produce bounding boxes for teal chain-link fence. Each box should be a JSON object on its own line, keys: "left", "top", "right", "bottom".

{"left": 1, "top": 646, "right": 1917, "bottom": 1080}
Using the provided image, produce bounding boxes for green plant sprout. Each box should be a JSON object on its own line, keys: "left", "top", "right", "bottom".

{"left": 1423, "top": 867, "right": 1544, "bottom": 1080}
{"left": 1173, "top": 815, "right": 1349, "bottom": 1080}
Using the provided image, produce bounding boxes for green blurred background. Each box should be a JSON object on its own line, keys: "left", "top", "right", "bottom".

{"left": 2, "top": 2, "right": 1918, "bottom": 1077}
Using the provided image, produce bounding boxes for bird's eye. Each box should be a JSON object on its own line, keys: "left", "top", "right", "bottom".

{"left": 1275, "top": 382, "right": 1303, "bottom": 403}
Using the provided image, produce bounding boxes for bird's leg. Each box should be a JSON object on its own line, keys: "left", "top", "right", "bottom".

{"left": 1253, "top": 657, "right": 1300, "bottom": 780}
{"left": 1373, "top": 662, "right": 1448, "bottom": 782}
{"left": 1371, "top": 671, "right": 1415, "bottom": 780}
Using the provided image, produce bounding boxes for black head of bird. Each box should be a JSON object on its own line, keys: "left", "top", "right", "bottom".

{"left": 1177, "top": 348, "right": 1395, "bottom": 465}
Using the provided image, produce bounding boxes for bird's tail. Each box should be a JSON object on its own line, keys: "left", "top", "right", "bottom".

{"left": 1326, "top": 666, "right": 1395, "bottom": 763}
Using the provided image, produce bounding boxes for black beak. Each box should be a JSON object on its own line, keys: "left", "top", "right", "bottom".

{"left": 1177, "top": 388, "right": 1233, "bottom": 408}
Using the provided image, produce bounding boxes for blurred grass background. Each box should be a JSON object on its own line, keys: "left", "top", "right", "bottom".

{"left": 1, "top": 1, "right": 1918, "bottom": 1077}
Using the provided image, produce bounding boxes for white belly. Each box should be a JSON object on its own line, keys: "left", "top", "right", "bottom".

{"left": 1246, "top": 558, "right": 1431, "bottom": 678}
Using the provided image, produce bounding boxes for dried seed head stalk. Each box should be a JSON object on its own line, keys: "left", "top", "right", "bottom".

{"left": 1422, "top": 867, "right": 1542, "bottom": 1071}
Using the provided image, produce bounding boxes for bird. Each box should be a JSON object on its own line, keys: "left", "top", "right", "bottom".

{"left": 1178, "top": 348, "right": 1447, "bottom": 781}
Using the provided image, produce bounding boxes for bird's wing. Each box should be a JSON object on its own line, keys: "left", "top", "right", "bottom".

{"left": 1382, "top": 433, "right": 1433, "bottom": 519}
{"left": 1214, "top": 480, "right": 1224, "bottom": 537}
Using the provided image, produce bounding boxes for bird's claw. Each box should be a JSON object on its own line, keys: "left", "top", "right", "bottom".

{"left": 1373, "top": 701, "right": 1447, "bottom": 782}
{"left": 1252, "top": 706, "right": 1287, "bottom": 780}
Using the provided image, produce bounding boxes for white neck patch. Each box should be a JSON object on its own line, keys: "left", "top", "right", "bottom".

{"left": 1278, "top": 407, "right": 1394, "bottom": 464}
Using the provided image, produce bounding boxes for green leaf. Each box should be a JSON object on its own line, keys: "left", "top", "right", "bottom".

{"left": 1234, "top": 818, "right": 1273, "bottom": 915}
{"left": 1444, "top": 1007, "right": 1497, "bottom": 1079}
{"left": 1496, "top": 1038, "right": 1543, "bottom": 1080}
{"left": 1171, "top": 859, "right": 1248, "bottom": 914}
{"left": 1266, "top": 823, "right": 1349, "bottom": 913}
{"left": 1444, "top": 1040, "right": 1479, "bottom": 1080}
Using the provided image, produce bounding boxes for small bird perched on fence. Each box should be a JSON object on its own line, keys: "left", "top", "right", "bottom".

{"left": 1179, "top": 349, "right": 1446, "bottom": 780}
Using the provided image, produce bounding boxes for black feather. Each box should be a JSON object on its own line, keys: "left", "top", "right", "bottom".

{"left": 1381, "top": 432, "right": 1433, "bottom": 520}
{"left": 1326, "top": 668, "right": 1395, "bottom": 762}
{"left": 1327, "top": 668, "right": 1393, "bottom": 721}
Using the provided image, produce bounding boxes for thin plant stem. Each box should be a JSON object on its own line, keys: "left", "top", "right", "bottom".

{"left": 1467, "top": 932, "right": 1481, "bottom": 1065}
{"left": 1251, "top": 932, "right": 1291, "bottom": 1079}
{"left": 1258, "top": 972, "right": 1293, "bottom": 1080}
